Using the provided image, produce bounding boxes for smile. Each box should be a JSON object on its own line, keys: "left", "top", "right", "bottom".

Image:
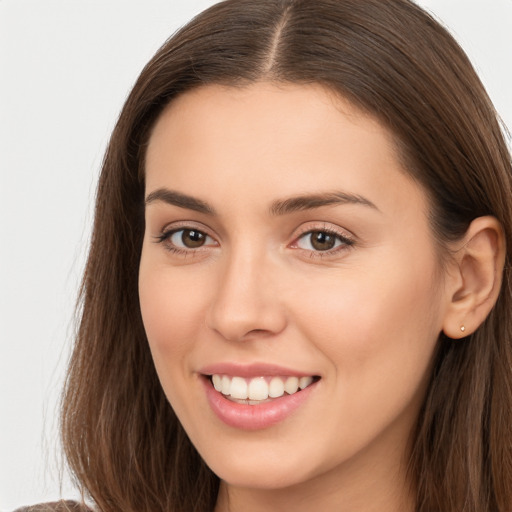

{"left": 211, "top": 374, "right": 316, "bottom": 404}
{"left": 201, "top": 369, "right": 321, "bottom": 430}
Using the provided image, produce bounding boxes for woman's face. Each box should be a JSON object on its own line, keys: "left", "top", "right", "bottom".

{"left": 139, "top": 83, "right": 450, "bottom": 495}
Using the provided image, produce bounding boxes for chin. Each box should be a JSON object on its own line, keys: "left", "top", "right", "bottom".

{"left": 192, "top": 431, "right": 335, "bottom": 492}
{"left": 211, "top": 460, "right": 315, "bottom": 491}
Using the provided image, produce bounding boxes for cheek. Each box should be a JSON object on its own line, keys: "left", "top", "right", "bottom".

{"left": 285, "top": 262, "right": 442, "bottom": 459}
{"left": 291, "top": 258, "right": 442, "bottom": 401}
{"left": 295, "top": 267, "right": 439, "bottom": 346}
{"left": 139, "top": 264, "right": 207, "bottom": 360}
{"left": 138, "top": 262, "right": 213, "bottom": 427}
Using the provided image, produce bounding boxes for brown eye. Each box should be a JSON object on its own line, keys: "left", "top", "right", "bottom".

{"left": 309, "top": 231, "right": 336, "bottom": 251}
{"left": 295, "top": 229, "right": 353, "bottom": 253}
{"left": 166, "top": 228, "right": 215, "bottom": 249}
{"left": 181, "top": 229, "right": 206, "bottom": 248}
{"left": 171, "top": 229, "right": 207, "bottom": 248}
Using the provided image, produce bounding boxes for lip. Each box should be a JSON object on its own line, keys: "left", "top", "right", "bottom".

{"left": 201, "top": 372, "right": 320, "bottom": 431}
{"left": 199, "top": 362, "right": 316, "bottom": 378}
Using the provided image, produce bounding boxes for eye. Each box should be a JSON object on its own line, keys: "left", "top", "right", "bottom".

{"left": 294, "top": 229, "right": 354, "bottom": 252}
{"left": 155, "top": 227, "right": 218, "bottom": 253}
{"left": 170, "top": 229, "right": 212, "bottom": 249}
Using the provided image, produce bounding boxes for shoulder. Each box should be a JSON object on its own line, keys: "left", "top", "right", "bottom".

{"left": 13, "top": 501, "right": 93, "bottom": 512}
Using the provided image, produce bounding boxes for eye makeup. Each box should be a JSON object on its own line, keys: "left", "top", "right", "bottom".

{"left": 153, "top": 220, "right": 356, "bottom": 260}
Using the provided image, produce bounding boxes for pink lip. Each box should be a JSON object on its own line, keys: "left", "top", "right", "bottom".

{"left": 199, "top": 362, "right": 316, "bottom": 378}
{"left": 201, "top": 375, "right": 319, "bottom": 430}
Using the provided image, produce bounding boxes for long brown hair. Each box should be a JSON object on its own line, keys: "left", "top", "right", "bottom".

{"left": 61, "top": 1, "right": 512, "bottom": 510}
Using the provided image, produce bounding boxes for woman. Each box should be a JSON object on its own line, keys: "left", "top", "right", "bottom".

{"left": 19, "top": 0, "right": 512, "bottom": 510}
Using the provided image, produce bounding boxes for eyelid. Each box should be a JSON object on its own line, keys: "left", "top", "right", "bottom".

{"left": 288, "top": 222, "right": 356, "bottom": 255}
{"left": 158, "top": 219, "right": 215, "bottom": 235}
{"left": 153, "top": 221, "right": 219, "bottom": 254}
{"left": 291, "top": 222, "right": 356, "bottom": 242}
{"left": 151, "top": 220, "right": 355, "bottom": 258}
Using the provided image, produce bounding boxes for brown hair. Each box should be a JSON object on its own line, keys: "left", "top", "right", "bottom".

{"left": 61, "top": 1, "right": 512, "bottom": 510}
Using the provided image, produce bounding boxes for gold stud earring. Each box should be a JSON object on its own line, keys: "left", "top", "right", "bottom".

{"left": 460, "top": 325, "right": 466, "bottom": 333}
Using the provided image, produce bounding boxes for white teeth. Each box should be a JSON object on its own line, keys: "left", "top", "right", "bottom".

{"left": 284, "top": 376, "right": 299, "bottom": 394}
{"left": 248, "top": 377, "right": 268, "bottom": 400}
{"left": 212, "top": 374, "right": 222, "bottom": 392}
{"left": 299, "top": 376, "right": 313, "bottom": 389}
{"left": 269, "top": 377, "right": 285, "bottom": 398}
{"left": 212, "top": 374, "right": 316, "bottom": 402}
{"left": 230, "top": 376, "right": 248, "bottom": 399}
{"left": 221, "top": 375, "right": 231, "bottom": 395}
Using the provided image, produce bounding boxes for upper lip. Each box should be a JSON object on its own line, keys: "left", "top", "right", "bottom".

{"left": 199, "top": 362, "right": 318, "bottom": 378}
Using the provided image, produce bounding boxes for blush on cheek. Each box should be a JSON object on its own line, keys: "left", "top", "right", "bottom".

{"left": 295, "top": 261, "right": 438, "bottom": 370}
{"left": 140, "top": 277, "right": 205, "bottom": 355}
{"left": 142, "top": 307, "right": 195, "bottom": 354}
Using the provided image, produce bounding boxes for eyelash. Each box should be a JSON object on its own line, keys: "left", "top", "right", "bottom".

{"left": 291, "top": 226, "right": 355, "bottom": 258}
{"left": 154, "top": 227, "right": 217, "bottom": 257}
{"left": 154, "top": 225, "right": 355, "bottom": 259}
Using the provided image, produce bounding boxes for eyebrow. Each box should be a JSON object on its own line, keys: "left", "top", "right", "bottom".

{"left": 269, "top": 191, "right": 379, "bottom": 215}
{"left": 144, "top": 188, "right": 379, "bottom": 216}
{"left": 145, "top": 188, "right": 216, "bottom": 215}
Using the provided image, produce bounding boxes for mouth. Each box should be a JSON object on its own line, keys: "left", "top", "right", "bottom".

{"left": 199, "top": 363, "right": 321, "bottom": 429}
{"left": 206, "top": 374, "right": 321, "bottom": 405}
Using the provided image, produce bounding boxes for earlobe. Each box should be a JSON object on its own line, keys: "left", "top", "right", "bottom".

{"left": 442, "top": 216, "right": 506, "bottom": 339}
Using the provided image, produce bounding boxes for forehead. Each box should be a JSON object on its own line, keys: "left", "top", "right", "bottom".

{"left": 145, "top": 82, "right": 426, "bottom": 220}
{"left": 148, "top": 82, "right": 391, "bottom": 159}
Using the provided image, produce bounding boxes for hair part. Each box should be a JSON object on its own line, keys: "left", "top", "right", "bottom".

{"left": 62, "top": 1, "right": 512, "bottom": 511}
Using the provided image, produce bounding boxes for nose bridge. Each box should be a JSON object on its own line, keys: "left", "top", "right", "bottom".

{"left": 206, "top": 241, "right": 286, "bottom": 341}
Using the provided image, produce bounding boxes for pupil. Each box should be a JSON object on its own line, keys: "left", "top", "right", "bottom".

{"left": 183, "top": 230, "right": 205, "bottom": 248}
{"left": 311, "top": 231, "right": 335, "bottom": 251}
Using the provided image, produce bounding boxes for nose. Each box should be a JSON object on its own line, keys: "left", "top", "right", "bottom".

{"left": 205, "top": 248, "right": 287, "bottom": 342}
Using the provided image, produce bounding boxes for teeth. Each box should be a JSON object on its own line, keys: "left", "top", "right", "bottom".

{"left": 230, "top": 376, "right": 248, "bottom": 399}
{"left": 248, "top": 377, "right": 268, "bottom": 400}
{"left": 299, "top": 376, "right": 313, "bottom": 389}
{"left": 284, "top": 376, "right": 299, "bottom": 394}
{"left": 269, "top": 377, "right": 285, "bottom": 398}
{"left": 211, "top": 374, "right": 316, "bottom": 402}
{"left": 212, "top": 374, "right": 222, "bottom": 392}
{"left": 221, "top": 375, "right": 231, "bottom": 395}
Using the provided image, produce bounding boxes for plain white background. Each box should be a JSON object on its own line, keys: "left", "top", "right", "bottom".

{"left": 1, "top": 1, "right": 511, "bottom": 510}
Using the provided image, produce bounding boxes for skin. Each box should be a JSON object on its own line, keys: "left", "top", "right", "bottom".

{"left": 139, "top": 82, "right": 459, "bottom": 512}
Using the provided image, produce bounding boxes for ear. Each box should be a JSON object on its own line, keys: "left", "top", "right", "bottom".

{"left": 442, "top": 216, "right": 506, "bottom": 339}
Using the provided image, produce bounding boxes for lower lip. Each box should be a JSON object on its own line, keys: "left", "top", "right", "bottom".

{"left": 202, "top": 377, "right": 318, "bottom": 430}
